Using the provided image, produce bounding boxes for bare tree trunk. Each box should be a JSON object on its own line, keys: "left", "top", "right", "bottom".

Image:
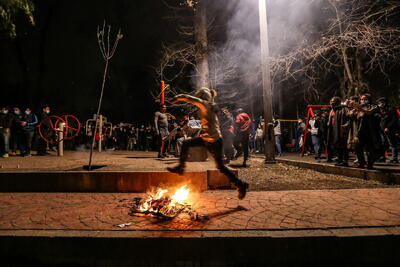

{"left": 355, "top": 52, "right": 364, "bottom": 95}
{"left": 194, "top": 0, "right": 210, "bottom": 88}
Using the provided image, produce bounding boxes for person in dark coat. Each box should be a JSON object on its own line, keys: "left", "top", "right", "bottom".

{"left": 10, "top": 107, "right": 24, "bottom": 156}
{"left": 37, "top": 105, "right": 51, "bottom": 156}
{"left": 350, "top": 94, "right": 382, "bottom": 169}
{"left": 219, "top": 107, "right": 235, "bottom": 164}
{"left": 21, "top": 107, "right": 38, "bottom": 156}
{"left": 0, "top": 106, "right": 14, "bottom": 157}
{"left": 377, "top": 97, "right": 399, "bottom": 164}
{"left": 327, "top": 97, "right": 350, "bottom": 167}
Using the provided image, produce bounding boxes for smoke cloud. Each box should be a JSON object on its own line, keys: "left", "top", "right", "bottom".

{"left": 207, "top": 0, "right": 321, "bottom": 111}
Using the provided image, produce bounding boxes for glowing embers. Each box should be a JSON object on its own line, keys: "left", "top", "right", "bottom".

{"left": 130, "top": 185, "right": 200, "bottom": 220}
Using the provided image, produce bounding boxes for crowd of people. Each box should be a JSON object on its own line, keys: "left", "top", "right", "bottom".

{"left": 299, "top": 94, "right": 399, "bottom": 169}
{"left": 153, "top": 103, "right": 260, "bottom": 167}
{"left": 1, "top": 93, "right": 399, "bottom": 172}
{"left": 0, "top": 105, "right": 51, "bottom": 157}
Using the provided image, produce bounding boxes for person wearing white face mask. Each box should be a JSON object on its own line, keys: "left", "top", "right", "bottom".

{"left": 10, "top": 107, "right": 24, "bottom": 156}
{"left": 20, "top": 107, "right": 38, "bottom": 156}
{"left": 0, "top": 106, "right": 15, "bottom": 158}
{"left": 37, "top": 105, "right": 51, "bottom": 156}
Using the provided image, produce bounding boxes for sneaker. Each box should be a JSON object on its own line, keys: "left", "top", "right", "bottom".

{"left": 9, "top": 152, "right": 17, "bottom": 156}
{"left": 157, "top": 154, "right": 165, "bottom": 159}
{"left": 238, "top": 182, "right": 249, "bottom": 200}
{"left": 389, "top": 159, "right": 399, "bottom": 164}
{"left": 167, "top": 166, "right": 184, "bottom": 176}
{"left": 2, "top": 153, "right": 9, "bottom": 158}
{"left": 335, "top": 162, "right": 349, "bottom": 167}
{"left": 242, "top": 160, "right": 249, "bottom": 167}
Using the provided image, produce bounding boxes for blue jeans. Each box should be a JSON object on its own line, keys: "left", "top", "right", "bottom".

{"left": 275, "top": 135, "right": 282, "bottom": 155}
{"left": 311, "top": 135, "right": 321, "bottom": 158}
{"left": 1, "top": 128, "right": 11, "bottom": 154}
{"left": 22, "top": 131, "right": 35, "bottom": 155}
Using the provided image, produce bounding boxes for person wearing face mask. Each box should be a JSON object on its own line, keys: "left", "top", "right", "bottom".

{"left": 10, "top": 107, "right": 24, "bottom": 156}
{"left": 349, "top": 94, "right": 381, "bottom": 169}
{"left": 20, "top": 107, "right": 38, "bottom": 157}
{"left": 377, "top": 97, "right": 399, "bottom": 164}
{"left": 0, "top": 106, "right": 15, "bottom": 158}
{"left": 327, "top": 97, "right": 350, "bottom": 167}
{"left": 37, "top": 104, "right": 51, "bottom": 156}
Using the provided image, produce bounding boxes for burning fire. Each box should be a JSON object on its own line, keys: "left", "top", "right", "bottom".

{"left": 132, "top": 185, "right": 198, "bottom": 219}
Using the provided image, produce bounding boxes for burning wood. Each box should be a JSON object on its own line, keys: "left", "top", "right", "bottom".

{"left": 130, "top": 185, "right": 202, "bottom": 220}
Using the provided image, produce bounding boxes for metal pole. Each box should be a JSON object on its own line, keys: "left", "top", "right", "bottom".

{"left": 58, "top": 122, "right": 65, "bottom": 157}
{"left": 258, "top": 0, "right": 276, "bottom": 163}
{"left": 98, "top": 115, "right": 103, "bottom": 152}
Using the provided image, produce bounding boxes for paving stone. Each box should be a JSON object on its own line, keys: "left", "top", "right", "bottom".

{"left": 0, "top": 188, "right": 399, "bottom": 236}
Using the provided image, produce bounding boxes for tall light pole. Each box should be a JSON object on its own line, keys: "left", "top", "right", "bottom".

{"left": 258, "top": 0, "right": 276, "bottom": 163}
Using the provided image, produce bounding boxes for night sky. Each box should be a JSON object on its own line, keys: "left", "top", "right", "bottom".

{"left": 0, "top": 0, "right": 180, "bottom": 124}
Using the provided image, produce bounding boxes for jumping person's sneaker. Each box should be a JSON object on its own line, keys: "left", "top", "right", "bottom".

{"left": 157, "top": 154, "right": 165, "bottom": 158}
{"left": 238, "top": 182, "right": 249, "bottom": 200}
{"left": 167, "top": 166, "right": 184, "bottom": 176}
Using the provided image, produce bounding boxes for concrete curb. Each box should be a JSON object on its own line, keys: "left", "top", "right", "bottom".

{"left": 0, "top": 170, "right": 237, "bottom": 192}
{"left": 1, "top": 227, "right": 399, "bottom": 266}
{"left": 277, "top": 158, "right": 400, "bottom": 184}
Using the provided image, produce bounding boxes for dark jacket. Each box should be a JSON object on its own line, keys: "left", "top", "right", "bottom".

{"left": 327, "top": 107, "right": 349, "bottom": 147}
{"left": 380, "top": 107, "right": 399, "bottom": 132}
{"left": 357, "top": 104, "right": 381, "bottom": 149}
{"left": 39, "top": 112, "right": 51, "bottom": 129}
{"left": 0, "top": 112, "right": 14, "bottom": 129}
{"left": 22, "top": 113, "right": 39, "bottom": 132}
{"left": 12, "top": 112, "right": 24, "bottom": 131}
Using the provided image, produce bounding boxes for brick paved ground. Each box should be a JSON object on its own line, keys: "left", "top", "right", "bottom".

{"left": 0, "top": 151, "right": 217, "bottom": 172}
{"left": 1, "top": 188, "right": 399, "bottom": 232}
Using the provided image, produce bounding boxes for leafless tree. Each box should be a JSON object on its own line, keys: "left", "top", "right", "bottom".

{"left": 271, "top": 0, "right": 400, "bottom": 101}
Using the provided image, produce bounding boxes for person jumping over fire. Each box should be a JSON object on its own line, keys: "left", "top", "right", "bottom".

{"left": 167, "top": 87, "right": 249, "bottom": 199}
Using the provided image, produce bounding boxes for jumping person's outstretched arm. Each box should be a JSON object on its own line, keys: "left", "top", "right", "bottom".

{"left": 171, "top": 94, "right": 207, "bottom": 113}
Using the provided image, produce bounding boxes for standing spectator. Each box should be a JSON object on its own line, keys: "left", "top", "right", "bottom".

{"left": 0, "top": 106, "right": 14, "bottom": 158}
{"left": 309, "top": 111, "right": 322, "bottom": 160}
{"left": 327, "top": 97, "right": 350, "bottom": 167}
{"left": 187, "top": 115, "right": 201, "bottom": 137}
{"left": 320, "top": 108, "right": 335, "bottom": 162}
{"left": 219, "top": 107, "right": 235, "bottom": 164}
{"left": 377, "top": 97, "right": 399, "bottom": 164}
{"left": 295, "top": 118, "right": 306, "bottom": 152}
{"left": 138, "top": 125, "right": 146, "bottom": 151}
{"left": 144, "top": 126, "right": 153, "bottom": 152}
{"left": 351, "top": 94, "right": 382, "bottom": 169}
{"left": 234, "top": 108, "right": 252, "bottom": 167}
{"left": 154, "top": 104, "right": 169, "bottom": 158}
{"left": 37, "top": 104, "right": 51, "bottom": 156}
{"left": 20, "top": 107, "right": 38, "bottom": 157}
{"left": 273, "top": 114, "right": 282, "bottom": 157}
{"left": 10, "top": 107, "right": 23, "bottom": 156}
{"left": 255, "top": 123, "right": 264, "bottom": 153}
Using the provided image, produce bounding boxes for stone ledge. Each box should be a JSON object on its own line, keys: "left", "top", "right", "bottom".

{"left": 277, "top": 158, "right": 400, "bottom": 184}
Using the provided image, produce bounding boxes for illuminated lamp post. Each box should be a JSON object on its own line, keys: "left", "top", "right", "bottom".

{"left": 258, "top": 0, "right": 276, "bottom": 163}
